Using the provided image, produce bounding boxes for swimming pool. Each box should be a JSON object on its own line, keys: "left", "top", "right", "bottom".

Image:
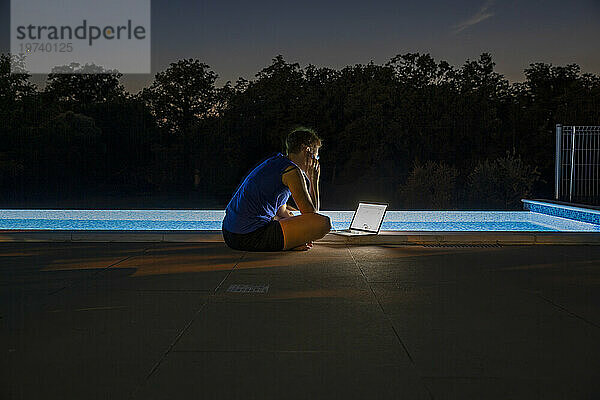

{"left": 0, "top": 209, "right": 598, "bottom": 232}
{"left": 0, "top": 200, "right": 598, "bottom": 245}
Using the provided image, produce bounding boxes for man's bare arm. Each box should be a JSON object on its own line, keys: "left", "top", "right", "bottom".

{"left": 305, "top": 167, "right": 320, "bottom": 211}
{"left": 281, "top": 168, "right": 316, "bottom": 214}
{"left": 309, "top": 181, "right": 320, "bottom": 211}
{"left": 276, "top": 204, "right": 295, "bottom": 219}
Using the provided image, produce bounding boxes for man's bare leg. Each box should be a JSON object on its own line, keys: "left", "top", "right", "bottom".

{"left": 279, "top": 213, "right": 331, "bottom": 250}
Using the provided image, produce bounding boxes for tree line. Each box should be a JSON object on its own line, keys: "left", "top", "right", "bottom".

{"left": 1, "top": 52, "right": 599, "bottom": 209}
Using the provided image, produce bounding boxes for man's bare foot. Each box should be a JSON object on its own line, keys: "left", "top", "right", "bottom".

{"left": 290, "top": 241, "right": 314, "bottom": 251}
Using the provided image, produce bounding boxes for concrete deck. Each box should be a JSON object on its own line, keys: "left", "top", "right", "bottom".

{"left": 1, "top": 242, "right": 599, "bottom": 399}
{"left": 2, "top": 230, "right": 600, "bottom": 245}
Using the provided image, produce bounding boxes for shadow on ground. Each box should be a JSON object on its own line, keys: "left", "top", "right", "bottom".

{"left": 1, "top": 242, "right": 600, "bottom": 399}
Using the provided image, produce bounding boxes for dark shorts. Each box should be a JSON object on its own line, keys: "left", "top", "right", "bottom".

{"left": 222, "top": 220, "right": 285, "bottom": 252}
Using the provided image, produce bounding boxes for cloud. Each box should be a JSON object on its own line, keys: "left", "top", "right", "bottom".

{"left": 453, "top": 0, "right": 495, "bottom": 34}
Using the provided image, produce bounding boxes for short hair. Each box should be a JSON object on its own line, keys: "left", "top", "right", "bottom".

{"left": 285, "top": 126, "right": 322, "bottom": 155}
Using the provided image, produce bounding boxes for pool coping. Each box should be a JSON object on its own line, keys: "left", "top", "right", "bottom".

{"left": 1, "top": 230, "right": 599, "bottom": 245}
{"left": 522, "top": 199, "right": 600, "bottom": 225}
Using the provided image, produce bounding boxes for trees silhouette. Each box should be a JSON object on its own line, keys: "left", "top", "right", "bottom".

{"left": 1, "top": 52, "right": 599, "bottom": 208}
{"left": 0, "top": 54, "right": 36, "bottom": 128}
{"left": 140, "top": 59, "right": 219, "bottom": 134}
{"left": 44, "top": 63, "right": 126, "bottom": 106}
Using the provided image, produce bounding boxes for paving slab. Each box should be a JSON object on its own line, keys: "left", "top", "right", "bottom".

{"left": 216, "top": 244, "right": 373, "bottom": 303}
{"left": 215, "top": 271, "right": 372, "bottom": 303}
{"left": 0, "top": 242, "right": 148, "bottom": 292}
{"left": 385, "top": 306, "right": 600, "bottom": 378}
{"left": 2, "top": 242, "right": 600, "bottom": 400}
{"left": 0, "top": 243, "right": 150, "bottom": 325}
{"left": 422, "top": 376, "right": 600, "bottom": 400}
{"left": 135, "top": 350, "right": 430, "bottom": 400}
{"left": 173, "top": 298, "right": 401, "bottom": 353}
{"left": 371, "top": 281, "right": 562, "bottom": 321}
{"left": 348, "top": 245, "right": 593, "bottom": 284}
{"left": 1, "top": 285, "right": 209, "bottom": 400}
{"left": 487, "top": 252, "right": 600, "bottom": 326}
{"left": 469, "top": 313, "right": 600, "bottom": 379}
{"left": 87, "top": 243, "right": 244, "bottom": 292}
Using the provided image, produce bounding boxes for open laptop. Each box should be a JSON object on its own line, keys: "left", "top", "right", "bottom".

{"left": 331, "top": 202, "right": 388, "bottom": 236}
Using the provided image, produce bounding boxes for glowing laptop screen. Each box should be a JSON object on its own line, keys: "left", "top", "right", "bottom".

{"left": 350, "top": 203, "right": 387, "bottom": 232}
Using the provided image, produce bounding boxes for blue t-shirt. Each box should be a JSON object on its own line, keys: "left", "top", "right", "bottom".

{"left": 222, "top": 152, "right": 310, "bottom": 234}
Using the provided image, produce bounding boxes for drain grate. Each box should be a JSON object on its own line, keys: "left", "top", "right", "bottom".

{"left": 227, "top": 284, "right": 269, "bottom": 293}
{"left": 421, "top": 243, "right": 503, "bottom": 248}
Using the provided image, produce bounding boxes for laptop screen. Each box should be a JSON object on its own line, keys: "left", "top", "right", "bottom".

{"left": 350, "top": 203, "right": 387, "bottom": 232}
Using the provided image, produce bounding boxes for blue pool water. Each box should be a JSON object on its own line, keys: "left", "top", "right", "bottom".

{"left": 0, "top": 209, "right": 598, "bottom": 232}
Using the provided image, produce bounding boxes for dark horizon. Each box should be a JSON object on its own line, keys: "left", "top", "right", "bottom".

{"left": 2, "top": 0, "right": 600, "bottom": 93}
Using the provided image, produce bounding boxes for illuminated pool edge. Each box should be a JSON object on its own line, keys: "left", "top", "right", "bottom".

{"left": 522, "top": 199, "right": 600, "bottom": 225}
{"left": 0, "top": 199, "right": 599, "bottom": 244}
{"left": 1, "top": 229, "right": 599, "bottom": 245}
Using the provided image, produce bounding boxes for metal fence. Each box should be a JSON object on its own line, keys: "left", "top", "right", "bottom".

{"left": 555, "top": 124, "right": 600, "bottom": 205}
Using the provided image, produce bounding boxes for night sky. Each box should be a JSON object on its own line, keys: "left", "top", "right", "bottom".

{"left": 1, "top": 0, "right": 599, "bottom": 93}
